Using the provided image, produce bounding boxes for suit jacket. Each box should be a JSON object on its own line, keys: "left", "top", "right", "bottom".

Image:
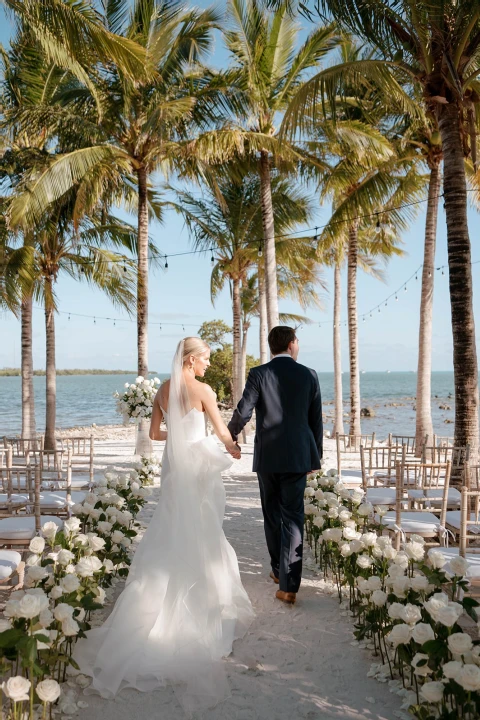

{"left": 228, "top": 356, "right": 323, "bottom": 473}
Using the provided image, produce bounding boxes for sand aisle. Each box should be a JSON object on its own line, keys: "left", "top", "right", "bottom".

{"left": 76, "top": 437, "right": 399, "bottom": 720}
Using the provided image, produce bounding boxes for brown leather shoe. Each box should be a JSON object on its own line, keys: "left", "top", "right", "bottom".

{"left": 269, "top": 571, "right": 279, "bottom": 584}
{"left": 275, "top": 590, "right": 296, "bottom": 604}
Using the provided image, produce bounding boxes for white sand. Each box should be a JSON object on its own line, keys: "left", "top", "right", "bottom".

{"left": 74, "top": 434, "right": 399, "bottom": 720}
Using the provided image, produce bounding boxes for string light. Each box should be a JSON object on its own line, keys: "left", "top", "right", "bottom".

{"left": 94, "top": 317, "right": 96, "bottom": 324}
{"left": 313, "top": 226, "right": 319, "bottom": 242}
{"left": 68, "top": 314, "right": 70, "bottom": 321}
{"left": 258, "top": 244, "right": 263, "bottom": 257}
{"left": 210, "top": 254, "right": 215, "bottom": 266}
{"left": 164, "top": 257, "right": 168, "bottom": 271}
{"left": 404, "top": 285, "right": 407, "bottom": 292}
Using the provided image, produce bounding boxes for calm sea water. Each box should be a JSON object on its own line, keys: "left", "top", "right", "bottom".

{"left": 0, "top": 371, "right": 460, "bottom": 439}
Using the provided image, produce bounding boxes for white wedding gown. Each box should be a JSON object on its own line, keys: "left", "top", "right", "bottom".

{"left": 74, "top": 406, "right": 254, "bottom": 717}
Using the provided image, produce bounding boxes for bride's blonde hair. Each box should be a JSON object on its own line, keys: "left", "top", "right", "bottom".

{"left": 182, "top": 337, "right": 210, "bottom": 365}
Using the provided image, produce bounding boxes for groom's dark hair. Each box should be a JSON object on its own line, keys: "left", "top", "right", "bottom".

{"left": 268, "top": 326, "right": 297, "bottom": 356}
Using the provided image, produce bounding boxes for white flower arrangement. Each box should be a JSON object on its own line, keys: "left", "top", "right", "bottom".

{"left": 133, "top": 455, "right": 161, "bottom": 486}
{"left": 304, "top": 467, "right": 480, "bottom": 719}
{"left": 114, "top": 376, "right": 161, "bottom": 424}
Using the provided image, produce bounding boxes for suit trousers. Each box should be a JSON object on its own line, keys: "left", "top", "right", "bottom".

{"left": 256, "top": 471, "right": 307, "bottom": 593}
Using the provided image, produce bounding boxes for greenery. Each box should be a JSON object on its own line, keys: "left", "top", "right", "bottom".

{"left": 198, "top": 320, "right": 259, "bottom": 405}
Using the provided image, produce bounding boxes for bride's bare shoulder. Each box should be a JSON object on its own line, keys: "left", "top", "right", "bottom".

{"left": 195, "top": 379, "right": 215, "bottom": 400}
{"left": 157, "top": 380, "right": 170, "bottom": 406}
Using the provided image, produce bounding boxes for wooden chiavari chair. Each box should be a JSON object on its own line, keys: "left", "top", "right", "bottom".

{"left": 360, "top": 444, "right": 407, "bottom": 507}
{"left": 336, "top": 432, "right": 376, "bottom": 485}
{"left": 388, "top": 433, "right": 427, "bottom": 458}
{"left": 56, "top": 435, "right": 94, "bottom": 487}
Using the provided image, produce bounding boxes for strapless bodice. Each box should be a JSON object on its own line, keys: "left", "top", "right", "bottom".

{"left": 161, "top": 406, "right": 207, "bottom": 443}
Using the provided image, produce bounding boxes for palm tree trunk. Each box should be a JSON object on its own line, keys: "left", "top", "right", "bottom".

{"left": 333, "top": 261, "right": 345, "bottom": 436}
{"left": 258, "top": 264, "right": 268, "bottom": 363}
{"left": 21, "top": 294, "right": 36, "bottom": 439}
{"left": 232, "top": 277, "right": 242, "bottom": 405}
{"left": 259, "top": 150, "right": 279, "bottom": 330}
{"left": 44, "top": 279, "right": 56, "bottom": 451}
{"left": 347, "top": 222, "right": 361, "bottom": 436}
{"left": 415, "top": 161, "right": 441, "bottom": 455}
{"left": 438, "top": 102, "right": 479, "bottom": 459}
{"left": 136, "top": 165, "right": 152, "bottom": 454}
{"left": 241, "top": 323, "right": 248, "bottom": 392}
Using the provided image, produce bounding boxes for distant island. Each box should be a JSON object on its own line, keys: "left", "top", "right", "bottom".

{"left": 0, "top": 368, "right": 159, "bottom": 377}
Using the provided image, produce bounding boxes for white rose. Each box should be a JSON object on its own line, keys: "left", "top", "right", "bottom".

{"left": 103, "top": 559, "right": 114, "bottom": 574}
{"left": 411, "top": 575, "right": 429, "bottom": 592}
{"left": 49, "top": 586, "right": 64, "bottom": 600}
{"left": 29, "top": 536, "right": 46, "bottom": 554}
{"left": 87, "top": 534, "right": 106, "bottom": 552}
{"left": 361, "top": 532, "right": 377, "bottom": 547}
{"left": 64, "top": 517, "right": 81, "bottom": 535}
{"left": 61, "top": 617, "right": 80, "bottom": 637}
{"left": 471, "top": 646, "right": 480, "bottom": 667}
{"left": 366, "top": 576, "right": 382, "bottom": 591}
{"left": 26, "top": 553, "right": 41, "bottom": 567}
{"left": 120, "top": 536, "right": 131, "bottom": 548}
{"left": 17, "top": 594, "right": 43, "bottom": 619}
{"left": 322, "top": 528, "right": 343, "bottom": 543}
{"left": 457, "top": 664, "right": 480, "bottom": 692}
{"left": 350, "top": 490, "right": 364, "bottom": 505}
{"left": 401, "top": 604, "right": 422, "bottom": 625}
{"left": 349, "top": 539, "right": 364, "bottom": 553}
{"left": 60, "top": 574, "right": 80, "bottom": 593}
{"left": 38, "top": 608, "right": 54, "bottom": 627}
{"left": 0, "top": 618, "right": 12, "bottom": 632}
{"left": 327, "top": 507, "right": 339, "bottom": 519}
{"left": 411, "top": 622, "right": 435, "bottom": 645}
{"left": 41, "top": 522, "right": 58, "bottom": 540}
{"left": 383, "top": 545, "right": 397, "bottom": 560}
{"left": 442, "top": 660, "right": 464, "bottom": 680}
{"left": 428, "top": 550, "right": 447, "bottom": 569}
{"left": 356, "top": 554, "right": 373, "bottom": 569}
{"left": 97, "top": 521, "right": 113, "bottom": 534}
{"left": 304, "top": 487, "right": 315, "bottom": 498}
{"left": 424, "top": 592, "right": 449, "bottom": 620}
{"left": 376, "top": 537, "right": 393, "bottom": 552}
{"left": 74, "top": 533, "right": 88, "bottom": 547}
{"left": 57, "top": 549, "right": 75, "bottom": 566}
{"left": 447, "top": 632, "right": 473, "bottom": 657}
{"left": 388, "top": 624, "right": 412, "bottom": 647}
{"left": 71, "top": 503, "right": 85, "bottom": 515}
{"left": 371, "top": 590, "right": 388, "bottom": 607}
{"left": 436, "top": 604, "right": 463, "bottom": 628}
{"left": 387, "top": 565, "right": 406, "bottom": 580}
{"left": 404, "top": 542, "right": 425, "bottom": 562}
{"left": 375, "top": 505, "right": 389, "bottom": 517}
{"left": 340, "top": 543, "right": 352, "bottom": 557}
{"left": 1, "top": 676, "right": 31, "bottom": 702}
{"left": 371, "top": 544, "right": 383, "bottom": 559}
{"left": 338, "top": 509, "right": 352, "bottom": 522}
{"left": 388, "top": 602, "right": 405, "bottom": 620}
{"left": 420, "top": 681, "right": 444, "bottom": 704}
{"left": 343, "top": 527, "right": 359, "bottom": 541}
{"left": 304, "top": 505, "right": 316, "bottom": 516}
{"left": 392, "top": 577, "right": 410, "bottom": 598}
{"left": 357, "top": 503, "right": 373, "bottom": 517}
{"left": 313, "top": 516, "right": 325, "bottom": 529}
{"left": 54, "top": 603, "right": 74, "bottom": 622}
{"left": 36, "top": 679, "right": 61, "bottom": 703}
{"left": 76, "top": 556, "right": 102, "bottom": 578}
{"left": 95, "top": 587, "right": 106, "bottom": 605}
{"left": 27, "top": 565, "right": 48, "bottom": 583}
{"left": 111, "top": 530, "right": 125, "bottom": 544}
{"left": 393, "top": 551, "right": 409, "bottom": 568}
{"left": 449, "top": 555, "right": 469, "bottom": 577}
{"left": 412, "top": 652, "right": 433, "bottom": 677}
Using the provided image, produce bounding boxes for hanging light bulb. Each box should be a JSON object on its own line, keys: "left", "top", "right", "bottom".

{"left": 395, "top": 295, "right": 398, "bottom": 301}
{"left": 210, "top": 254, "right": 215, "bottom": 267}
{"left": 113, "top": 320, "right": 116, "bottom": 327}
{"left": 385, "top": 301, "right": 387, "bottom": 307}
{"left": 415, "top": 274, "right": 418, "bottom": 281}
{"left": 313, "top": 227, "right": 318, "bottom": 242}
{"left": 428, "top": 271, "right": 432, "bottom": 278}
{"left": 258, "top": 244, "right": 263, "bottom": 257}
{"left": 404, "top": 285, "right": 407, "bottom": 292}
{"left": 165, "top": 256, "right": 168, "bottom": 271}
{"left": 378, "top": 307, "right": 381, "bottom": 313}
{"left": 94, "top": 317, "right": 96, "bottom": 324}
{"left": 375, "top": 216, "right": 382, "bottom": 235}
{"left": 370, "top": 312, "right": 372, "bottom": 318}
{"left": 182, "top": 324, "right": 185, "bottom": 332}
{"left": 441, "top": 269, "right": 445, "bottom": 275}
{"left": 123, "top": 264, "right": 127, "bottom": 273}
{"left": 68, "top": 314, "right": 71, "bottom": 321}
{"left": 362, "top": 317, "right": 366, "bottom": 322}
{"left": 159, "top": 324, "right": 162, "bottom": 331}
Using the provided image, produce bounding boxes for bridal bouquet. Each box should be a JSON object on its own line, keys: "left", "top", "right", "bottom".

{"left": 114, "top": 376, "right": 160, "bottom": 424}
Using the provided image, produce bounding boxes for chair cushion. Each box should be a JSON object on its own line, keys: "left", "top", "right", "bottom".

{"left": 382, "top": 511, "right": 441, "bottom": 534}
{"left": 366, "top": 488, "right": 397, "bottom": 505}
{"left": 339, "top": 470, "right": 363, "bottom": 485}
{"left": 38, "top": 491, "right": 86, "bottom": 508}
{"left": 445, "top": 511, "right": 480, "bottom": 533}
{"left": 0, "top": 515, "right": 63, "bottom": 540}
{"left": 0, "top": 493, "right": 29, "bottom": 506}
{"left": 42, "top": 476, "right": 90, "bottom": 490}
{"left": 428, "top": 547, "right": 480, "bottom": 579}
{"left": 0, "top": 549, "right": 22, "bottom": 580}
{"left": 408, "top": 488, "right": 461, "bottom": 506}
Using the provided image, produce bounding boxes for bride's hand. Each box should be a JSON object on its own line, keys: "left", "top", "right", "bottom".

{"left": 225, "top": 441, "right": 241, "bottom": 460}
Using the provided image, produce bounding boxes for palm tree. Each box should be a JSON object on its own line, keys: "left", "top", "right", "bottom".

{"left": 6, "top": 199, "right": 137, "bottom": 450}
{"left": 224, "top": 0, "right": 340, "bottom": 330}
{"left": 294, "top": 0, "right": 480, "bottom": 454}
{"left": 171, "top": 170, "right": 318, "bottom": 403}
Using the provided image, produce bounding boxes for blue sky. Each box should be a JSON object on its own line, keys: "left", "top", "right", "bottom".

{"left": 0, "top": 3, "right": 479, "bottom": 373}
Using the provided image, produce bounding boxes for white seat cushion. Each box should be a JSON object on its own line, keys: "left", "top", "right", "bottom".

{"left": 445, "top": 511, "right": 480, "bottom": 533}
{"left": 0, "top": 549, "right": 22, "bottom": 580}
{"left": 428, "top": 547, "right": 480, "bottom": 579}
{"left": 38, "top": 491, "right": 86, "bottom": 508}
{"left": 42, "top": 476, "right": 90, "bottom": 490}
{"left": 0, "top": 493, "right": 29, "bottom": 506}
{"left": 382, "top": 511, "right": 441, "bottom": 534}
{"left": 408, "top": 488, "right": 461, "bottom": 507}
{"left": 340, "top": 470, "right": 363, "bottom": 485}
{"left": 0, "top": 515, "right": 62, "bottom": 541}
{"left": 366, "top": 488, "right": 396, "bottom": 505}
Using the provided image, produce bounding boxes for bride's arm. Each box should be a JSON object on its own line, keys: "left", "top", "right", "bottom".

{"left": 149, "top": 393, "right": 168, "bottom": 441}
{"left": 201, "top": 386, "right": 240, "bottom": 457}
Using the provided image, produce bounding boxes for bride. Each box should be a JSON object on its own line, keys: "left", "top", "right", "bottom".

{"left": 74, "top": 337, "right": 254, "bottom": 716}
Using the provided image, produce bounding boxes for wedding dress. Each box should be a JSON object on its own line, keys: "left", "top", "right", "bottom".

{"left": 74, "top": 341, "right": 254, "bottom": 717}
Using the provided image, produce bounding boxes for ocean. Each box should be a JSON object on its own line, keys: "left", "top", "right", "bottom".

{"left": 0, "top": 371, "right": 460, "bottom": 439}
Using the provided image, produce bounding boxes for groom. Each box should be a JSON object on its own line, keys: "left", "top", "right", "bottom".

{"left": 227, "top": 326, "right": 323, "bottom": 604}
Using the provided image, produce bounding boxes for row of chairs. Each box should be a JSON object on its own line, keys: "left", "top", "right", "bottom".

{"left": 0, "top": 435, "right": 96, "bottom": 590}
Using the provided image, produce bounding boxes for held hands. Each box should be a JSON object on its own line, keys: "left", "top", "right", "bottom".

{"left": 225, "top": 441, "right": 241, "bottom": 460}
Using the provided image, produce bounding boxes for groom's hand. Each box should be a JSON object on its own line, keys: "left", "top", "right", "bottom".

{"left": 225, "top": 441, "right": 241, "bottom": 459}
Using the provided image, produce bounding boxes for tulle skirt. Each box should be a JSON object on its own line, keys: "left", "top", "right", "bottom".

{"left": 73, "top": 436, "right": 254, "bottom": 717}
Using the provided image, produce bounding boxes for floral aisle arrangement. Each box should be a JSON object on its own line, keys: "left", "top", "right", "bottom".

{"left": 304, "top": 470, "right": 480, "bottom": 720}
{"left": 133, "top": 455, "right": 161, "bottom": 486}
{"left": 0, "top": 469, "right": 152, "bottom": 719}
{"left": 114, "top": 376, "right": 160, "bottom": 425}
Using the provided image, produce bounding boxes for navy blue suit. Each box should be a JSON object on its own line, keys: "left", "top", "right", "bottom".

{"left": 228, "top": 356, "right": 323, "bottom": 592}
